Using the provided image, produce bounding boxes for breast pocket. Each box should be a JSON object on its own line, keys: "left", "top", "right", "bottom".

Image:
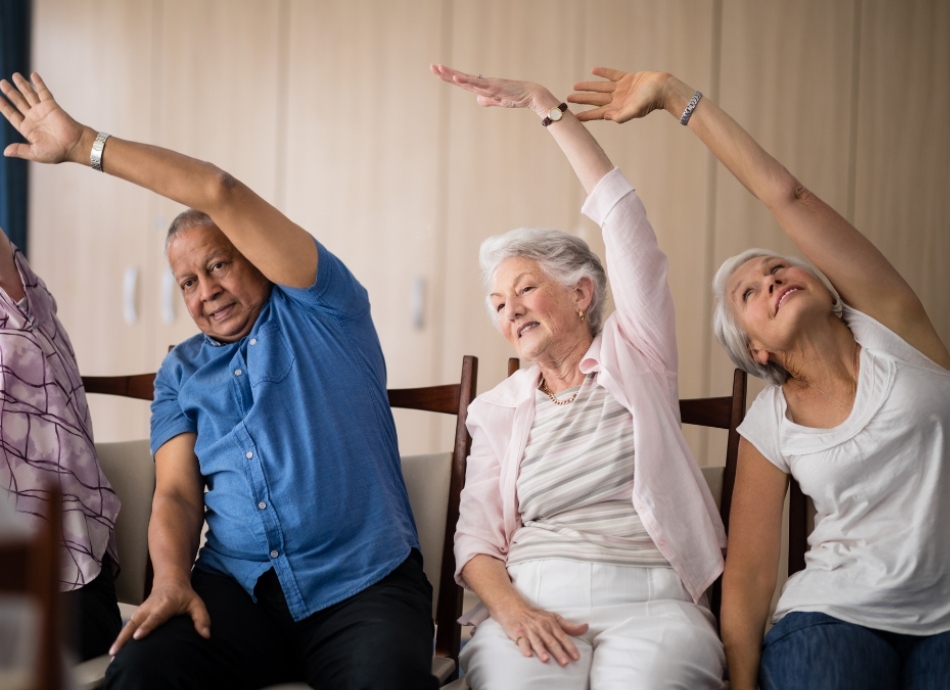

{"left": 247, "top": 323, "right": 296, "bottom": 387}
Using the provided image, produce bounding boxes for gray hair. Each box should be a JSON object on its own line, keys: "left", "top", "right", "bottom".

{"left": 712, "top": 248, "right": 844, "bottom": 386}
{"left": 165, "top": 209, "right": 215, "bottom": 254}
{"left": 479, "top": 228, "right": 608, "bottom": 335}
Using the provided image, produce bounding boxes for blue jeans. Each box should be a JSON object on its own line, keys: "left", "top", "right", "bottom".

{"left": 760, "top": 612, "right": 950, "bottom": 690}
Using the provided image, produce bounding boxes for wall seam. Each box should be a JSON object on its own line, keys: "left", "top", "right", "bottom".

{"left": 845, "top": 0, "right": 863, "bottom": 223}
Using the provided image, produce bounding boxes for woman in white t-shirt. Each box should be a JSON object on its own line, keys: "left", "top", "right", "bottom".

{"left": 570, "top": 68, "right": 950, "bottom": 690}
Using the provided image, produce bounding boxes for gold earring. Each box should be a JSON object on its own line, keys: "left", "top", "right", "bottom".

{"left": 578, "top": 310, "right": 585, "bottom": 322}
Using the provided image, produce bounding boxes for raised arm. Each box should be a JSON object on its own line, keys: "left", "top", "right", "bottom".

{"left": 110, "top": 433, "right": 207, "bottom": 655}
{"left": 569, "top": 68, "right": 949, "bottom": 367}
{"left": 0, "top": 72, "right": 316, "bottom": 289}
{"left": 430, "top": 65, "right": 612, "bottom": 194}
{"left": 0, "top": 226, "right": 24, "bottom": 302}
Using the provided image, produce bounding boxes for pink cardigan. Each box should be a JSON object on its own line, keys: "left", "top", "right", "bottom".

{"left": 455, "top": 169, "right": 726, "bottom": 623}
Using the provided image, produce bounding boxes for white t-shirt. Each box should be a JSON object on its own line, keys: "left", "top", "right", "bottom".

{"left": 738, "top": 306, "right": 950, "bottom": 634}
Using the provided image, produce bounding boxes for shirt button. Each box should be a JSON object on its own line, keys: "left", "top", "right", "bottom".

{"left": 245, "top": 451, "right": 254, "bottom": 459}
{"left": 250, "top": 338, "right": 257, "bottom": 345}
{"left": 270, "top": 550, "right": 279, "bottom": 558}
{"left": 258, "top": 502, "right": 266, "bottom": 510}
{"left": 234, "top": 369, "right": 243, "bottom": 376}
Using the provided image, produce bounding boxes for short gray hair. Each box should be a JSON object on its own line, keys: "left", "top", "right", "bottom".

{"left": 479, "top": 228, "right": 608, "bottom": 335}
{"left": 165, "top": 209, "right": 215, "bottom": 253}
{"left": 712, "top": 248, "right": 844, "bottom": 386}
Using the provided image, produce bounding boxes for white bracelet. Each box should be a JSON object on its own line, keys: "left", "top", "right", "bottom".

{"left": 90, "top": 132, "right": 111, "bottom": 172}
{"left": 679, "top": 91, "right": 703, "bottom": 126}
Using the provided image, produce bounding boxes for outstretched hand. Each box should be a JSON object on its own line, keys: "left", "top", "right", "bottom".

{"left": 568, "top": 67, "right": 669, "bottom": 123}
{"left": 429, "top": 64, "right": 554, "bottom": 117}
{"left": 0, "top": 72, "right": 88, "bottom": 164}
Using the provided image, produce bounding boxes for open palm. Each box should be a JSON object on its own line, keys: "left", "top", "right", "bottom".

{"left": 569, "top": 68, "right": 667, "bottom": 123}
{"left": 0, "top": 72, "right": 85, "bottom": 164}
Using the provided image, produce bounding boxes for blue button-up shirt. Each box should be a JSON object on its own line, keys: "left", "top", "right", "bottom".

{"left": 151, "top": 240, "right": 419, "bottom": 620}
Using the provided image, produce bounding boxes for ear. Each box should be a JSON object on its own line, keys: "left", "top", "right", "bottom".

{"left": 748, "top": 342, "right": 771, "bottom": 367}
{"left": 573, "top": 276, "right": 595, "bottom": 312}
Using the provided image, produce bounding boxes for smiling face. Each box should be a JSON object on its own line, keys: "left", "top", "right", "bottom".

{"left": 489, "top": 256, "right": 592, "bottom": 363}
{"left": 726, "top": 255, "right": 834, "bottom": 365}
{"left": 167, "top": 223, "right": 272, "bottom": 343}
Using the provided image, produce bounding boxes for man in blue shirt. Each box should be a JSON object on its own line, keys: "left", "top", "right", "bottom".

{"left": 0, "top": 71, "right": 437, "bottom": 689}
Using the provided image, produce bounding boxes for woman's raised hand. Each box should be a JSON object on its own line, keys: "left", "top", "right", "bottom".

{"left": 568, "top": 67, "right": 672, "bottom": 123}
{"left": 0, "top": 72, "right": 88, "bottom": 164}
{"left": 430, "top": 64, "right": 556, "bottom": 117}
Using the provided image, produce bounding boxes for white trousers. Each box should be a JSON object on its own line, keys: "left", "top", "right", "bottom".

{"left": 460, "top": 560, "right": 725, "bottom": 690}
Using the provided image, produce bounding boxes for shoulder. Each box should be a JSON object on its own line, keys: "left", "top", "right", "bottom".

{"left": 738, "top": 385, "right": 788, "bottom": 470}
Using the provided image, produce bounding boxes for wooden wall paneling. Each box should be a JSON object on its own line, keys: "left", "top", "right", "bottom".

{"left": 441, "top": 0, "right": 586, "bottom": 401}
{"left": 30, "top": 0, "right": 156, "bottom": 441}
{"left": 150, "top": 0, "right": 284, "bottom": 364}
{"left": 281, "top": 0, "right": 447, "bottom": 455}
{"left": 581, "top": 0, "right": 718, "bottom": 463}
{"left": 852, "top": 0, "right": 950, "bottom": 347}
{"left": 708, "top": 0, "right": 857, "bottom": 460}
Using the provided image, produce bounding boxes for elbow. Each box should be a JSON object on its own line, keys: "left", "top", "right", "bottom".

{"left": 763, "top": 168, "right": 813, "bottom": 212}
{"left": 199, "top": 166, "right": 242, "bottom": 215}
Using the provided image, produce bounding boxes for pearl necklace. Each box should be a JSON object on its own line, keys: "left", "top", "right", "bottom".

{"left": 539, "top": 378, "right": 579, "bottom": 406}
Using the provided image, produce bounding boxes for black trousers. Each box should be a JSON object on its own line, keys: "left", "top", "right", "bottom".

{"left": 61, "top": 553, "right": 123, "bottom": 661}
{"left": 105, "top": 550, "right": 439, "bottom": 690}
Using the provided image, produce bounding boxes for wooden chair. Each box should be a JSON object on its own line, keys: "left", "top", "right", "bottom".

{"left": 74, "top": 356, "right": 478, "bottom": 687}
{"left": 0, "top": 486, "right": 63, "bottom": 690}
{"left": 442, "top": 360, "right": 748, "bottom": 690}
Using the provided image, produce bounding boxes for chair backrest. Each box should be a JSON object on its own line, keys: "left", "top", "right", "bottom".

{"left": 389, "top": 355, "right": 478, "bottom": 669}
{"left": 506, "top": 358, "right": 748, "bottom": 619}
{"left": 0, "top": 486, "right": 62, "bottom": 690}
{"left": 82, "top": 374, "right": 157, "bottom": 605}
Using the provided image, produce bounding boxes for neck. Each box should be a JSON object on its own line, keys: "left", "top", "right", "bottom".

{"left": 534, "top": 336, "right": 592, "bottom": 393}
{"left": 780, "top": 317, "right": 858, "bottom": 394}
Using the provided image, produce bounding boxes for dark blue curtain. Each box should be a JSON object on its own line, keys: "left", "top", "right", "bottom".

{"left": 0, "top": 0, "right": 30, "bottom": 255}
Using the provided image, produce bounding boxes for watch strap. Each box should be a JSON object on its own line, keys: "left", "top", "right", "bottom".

{"left": 90, "top": 132, "right": 111, "bottom": 172}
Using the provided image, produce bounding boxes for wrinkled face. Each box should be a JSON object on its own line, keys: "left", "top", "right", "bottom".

{"left": 726, "top": 255, "right": 833, "bottom": 364}
{"left": 168, "top": 223, "right": 272, "bottom": 343}
{"left": 489, "top": 256, "right": 591, "bottom": 362}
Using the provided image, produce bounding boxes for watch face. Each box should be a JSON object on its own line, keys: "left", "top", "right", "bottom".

{"left": 549, "top": 107, "right": 563, "bottom": 122}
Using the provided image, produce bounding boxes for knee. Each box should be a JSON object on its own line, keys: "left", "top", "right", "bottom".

{"left": 104, "top": 618, "right": 203, "bottom": 690}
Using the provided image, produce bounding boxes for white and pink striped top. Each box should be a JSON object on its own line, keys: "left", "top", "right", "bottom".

{"left": 509, "top": 374, "right": 668, "bottom": 567}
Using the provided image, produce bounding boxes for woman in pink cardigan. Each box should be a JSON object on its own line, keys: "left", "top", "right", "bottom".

{"left": 432, "top": 65, "right": 726, "bottom": 689}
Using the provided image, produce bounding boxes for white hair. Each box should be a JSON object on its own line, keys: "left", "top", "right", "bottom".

{"left": 479, "top": 228, "right": 608, "bottom": 335}
{"left": 712, "top": 248, "right": 844, "bottom": 386}
{"left": 165, "top": 209, "right": 215, "bottom": 254}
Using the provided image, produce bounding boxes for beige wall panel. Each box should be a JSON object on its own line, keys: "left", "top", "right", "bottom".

{"left": 708, "top": 0, "right": 857, "bottom": 458}
{"left": 150, "top": 0, "right": 283, "bottom": 362}
{"left": 281, "top": 0, "right": 447, "bottom": 454}
{"left": 30, "top": 0, "right": 156, "bottom": 440}
{"left": 441, "top": 0, "right": 585, "bottom": 399}
{"left": 581, "top": 0, "right": 717, "bottom": 462}
{"left": 852, "top": 0, "right": 950, "bottom": 346}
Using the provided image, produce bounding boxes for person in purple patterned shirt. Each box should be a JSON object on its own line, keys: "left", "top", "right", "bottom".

{"left": 0, "top": 224, "right": 122, "bottom": 660}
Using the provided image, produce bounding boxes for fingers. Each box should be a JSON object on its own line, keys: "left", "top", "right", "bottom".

{"left": 30, "top": 72, "right": 55, "bottom": 103}
{"left": 524, "top": 626, "right": 576, "bottom": 666}
{"left": 567, "top": 92, "right": 611, "bottom": 107}
{"left": 571, "top": 80, "right": 615, "bottom": 94}
{"left": 187, "top": 597, "right": 212, "bottom": 639}
{"left": 109, "top": 617, "right": 138, "bottom": 656}
{"left": 573, "top": 106, "right": 611, "bottom": 122}
{"left": 0, "top": 79, "right": 30, "bottom": 120}
{"left": 555, "top": 613, "right": 590, "bottom": 637}
{"left": 12, "top": 73, "right": 39, "bottom": 107}
{"left": 591, "top": 66, "right": 627, "bottom": 81}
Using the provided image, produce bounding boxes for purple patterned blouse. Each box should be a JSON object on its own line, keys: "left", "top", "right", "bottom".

{"left": 0, "top": 247, "right": 119, "bottom": 590}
